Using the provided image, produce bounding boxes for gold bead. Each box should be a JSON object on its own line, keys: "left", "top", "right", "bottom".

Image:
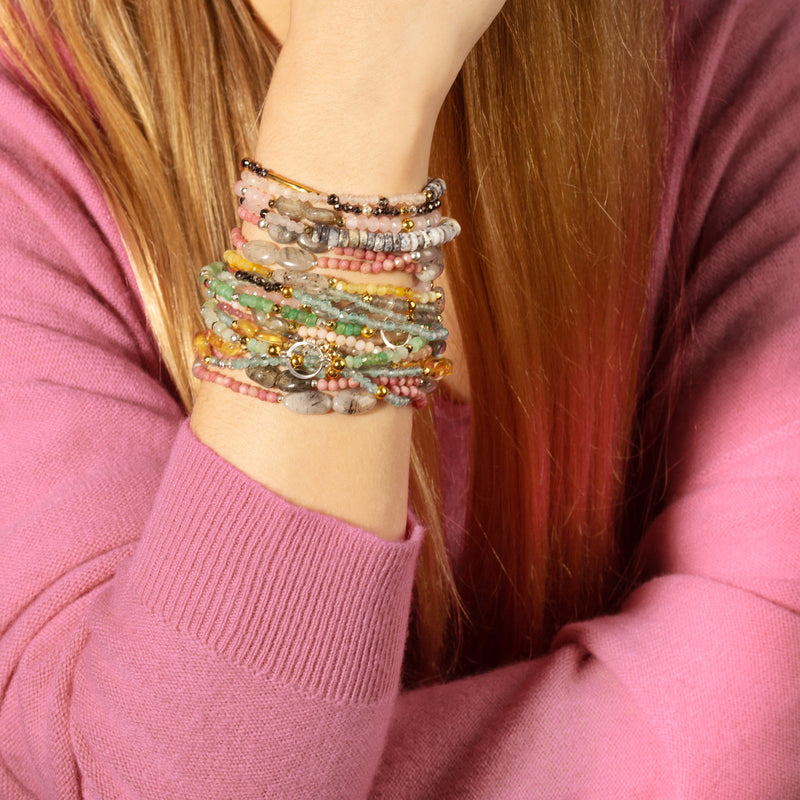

{"left": 361, "top": 292, "right": 373, "bottom": 304}
{"left": 422, "top": 366, "right": 431, "bottom": 376}
{"left": 361, "top": 326, "right": 375, "bottom": 338}
{"left": 332, "top": 356, "right": 346, "bottom": 371}
{"left": 402, "top": 218, "right": 415, "bottom": 232}
{"left": 375, "top": 385, "right": 388, "bottom": 399}
{"left": 290, "top": 354, "right": 304, "bottom": 369}
{"left": 335, "top": 216, "right": 345, "bottom": 227}
{"left": 400, "top": 206, "right": 410, "bottom": 215}
{"left": 281, "top": 286, "right": 294, "bottom": 298}
{"left": 325, "top": 320, "right": 337, "bottom": 330}
{"left": 407, "top": 300, "right": 416, "bottom": 311}
{"left": 328, "top": 277, "right": 338, "bottom": 288}
{"left": 326, "top": 367, "right": 340, "bottom": 379}
{"left": 267, "top": 344, "right": 281, "bottom": 357}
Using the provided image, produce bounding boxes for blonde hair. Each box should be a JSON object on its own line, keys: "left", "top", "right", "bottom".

{"left": 1, "top": 0, "right": 667, "bottom": 680}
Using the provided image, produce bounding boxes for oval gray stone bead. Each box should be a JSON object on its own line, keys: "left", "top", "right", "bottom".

{"left": 332, "top": 389, "right": 377, "bottom": 415}
{"left": 276, "top": 371, "right": 314, "bottom": 392}
{"left": 286, "top": 271, "right": 329, "bottom": 292}
{"left": 432, "top": 286, "right": 446, "bottom": 312}
{"left": 419, "top": 246, "right": 440, "bottom": 263}
{"left": 267, "top": 223, "right": 297, "bottom": 244}
{"left": 274, "top": 196, "right": 308, "bottom": 221}
{"left": 251, "top": 308, "right": 270, "bottom": 326}
{"left": 297, "top": 231, "right": 330, "bottom": 253}
{"left": 263, "top": 317, "right": 292, "bottom": 333}
{"left": 283, "top": 390, "right": 332, "bottom": 415}
{"left": 417, "top": 259, "right": 444, "bottom": 282}
{"left": 242, "top": 239, "right": 278, "bottom": 266}
{"left": 304, "top": 205, "right": 337, "bottom": 224}
{"left": 276, "top": 246, "right": 316, "bottom": 272}
{"left": 245, "top": 365, "right": 278, "bottom": 388}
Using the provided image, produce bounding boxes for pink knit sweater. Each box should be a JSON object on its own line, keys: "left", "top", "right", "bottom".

{"left": 2, "top": 0, "right": 799, "bottom": 797}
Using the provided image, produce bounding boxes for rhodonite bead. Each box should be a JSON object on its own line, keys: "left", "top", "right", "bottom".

{"left": 332, "top": 388, "right": 377, "bottom": 415}
{"left": 243, "top": 240, "right": 278, "bottom": 266}
{"left": 283, "top": 390, "right": 332, "bottom": 414}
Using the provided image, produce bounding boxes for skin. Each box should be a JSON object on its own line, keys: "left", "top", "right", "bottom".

{"left": 191, "top": 1, "right": 501, "bottom": 539}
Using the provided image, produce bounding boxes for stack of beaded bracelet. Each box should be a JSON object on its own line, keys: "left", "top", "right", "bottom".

{"left": 192, "top": 161, "right": 456, "bottom": 416}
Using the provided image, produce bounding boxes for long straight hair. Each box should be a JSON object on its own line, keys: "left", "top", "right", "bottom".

{"left": 1, "top": 0, "right": 667, "bottom": 680}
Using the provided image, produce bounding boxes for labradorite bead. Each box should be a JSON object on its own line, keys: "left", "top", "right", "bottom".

{"left": 283, "top": 391, "right": 332, "bottom": 414}
{"left": 267, "top": 223, "right": 297, "bottom": 244}
{"left": 274, "top": 196, "right": 308, "bottom": 221}
{"left": 297, "top": 231, "right": 329, "bottom": 254}
{"left": 305, "top": 205, "right": 337, "bottom": 224}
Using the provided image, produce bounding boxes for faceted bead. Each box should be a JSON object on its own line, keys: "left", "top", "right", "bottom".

{"left": 432, "top": 286, "right": 446, "bottom": 312}
{"left": 304, "top": 205, "right": 337, "bottom": 224}
{"left": 283, "top": 390, "right": 333, "bottom": 414}
{"left": 245, "top": 365, "right": 278, "bottom": 388}
{"left": 297, "top": 231, "right": 330, "bottom": 253}
{"left": 275, "top": 196, "right": 308, "bottom": 221}
{"left": 276, "top": 371, "right": 314, "bottom": 392}
{"left": 243, "top": 239, "right": 278, "bottom": 266}
{"left": 332, "top": 388, "right": 377, "bottom": 415}
{"left": 267, "top": 223, "right": 297, "bottom": 244}
{"left": 276, "top": 246, "right": 316, "bottom": 272}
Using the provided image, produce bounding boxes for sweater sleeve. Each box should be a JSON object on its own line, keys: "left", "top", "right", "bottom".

{"left": 0, "top": 75, "right": 423, "bottom": 799}
{"left": 369, "top": 1, "right": 800, "bottom": 797}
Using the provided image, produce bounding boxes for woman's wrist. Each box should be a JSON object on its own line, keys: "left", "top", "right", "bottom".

{"left": 256, "top": 39, "right": 439, "bottom": 195}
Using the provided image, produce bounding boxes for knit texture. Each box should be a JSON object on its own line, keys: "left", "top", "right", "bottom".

{"left": 2, "top": 0, "right": 800, "bottom": 796}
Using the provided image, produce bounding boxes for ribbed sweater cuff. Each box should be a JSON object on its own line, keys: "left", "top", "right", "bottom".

{"left": 127, "top": 420, "right": 423, "bottom": 703}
